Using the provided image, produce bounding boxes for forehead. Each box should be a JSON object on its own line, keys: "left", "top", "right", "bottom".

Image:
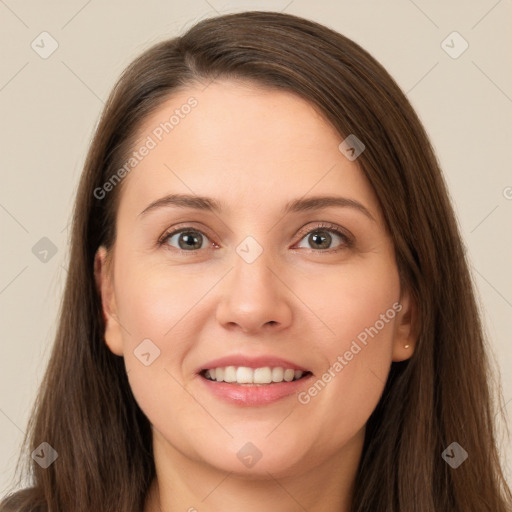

{"left": 134, "top": 78, "right": 341, "bottom": 158}
{"left": 118, "top": 79, "right": 380, "bottom": 221}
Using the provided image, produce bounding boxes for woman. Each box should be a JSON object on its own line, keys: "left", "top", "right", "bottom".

{"left": 2, "top": 10, "right": 511, "bottom": 512}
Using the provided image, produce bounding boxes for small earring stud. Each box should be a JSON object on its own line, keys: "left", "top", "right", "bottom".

{"left": 404, "top": 344, "right": 410, "bottom": 349}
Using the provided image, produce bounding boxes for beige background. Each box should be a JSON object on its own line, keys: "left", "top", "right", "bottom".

{"left": 1, "top": 0, "right": 511, "bottom": 495}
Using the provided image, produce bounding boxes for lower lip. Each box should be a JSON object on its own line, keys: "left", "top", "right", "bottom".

{"left": 198, "top": 373, "right": 314, "bottom": 407}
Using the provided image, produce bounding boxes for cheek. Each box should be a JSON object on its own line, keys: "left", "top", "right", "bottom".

{"left": 113, "top": 255, "right": 208, "bottom": 341}
{"left": 292, "top": 256, "right": 400, "bottom": 422}
{"left": 294, "top": 252, "right": 400, "bottom": 354}
{"left": 112, "top": 259, "right": 200, "bottom": 434}
{"left": 111, "top": 256, "right": 203, "bottom": 414}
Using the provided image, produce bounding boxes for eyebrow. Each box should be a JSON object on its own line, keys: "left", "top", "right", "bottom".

{"left": 138, "top": 193, "right": 376, "bottom": 222}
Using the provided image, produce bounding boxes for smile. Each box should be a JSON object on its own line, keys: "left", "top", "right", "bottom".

{"left": 201, "top": 366, "right": 311, "bottom": 385}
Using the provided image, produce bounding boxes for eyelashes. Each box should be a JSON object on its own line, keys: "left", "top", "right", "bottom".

{"left": 294, "top": 222, "right": 353, "bottom": 252}
{"left": 157, "top": 222, "right": 354, "bottom": 255}
{"left": 157, "top": 226, "right": 215, "bottom": 253}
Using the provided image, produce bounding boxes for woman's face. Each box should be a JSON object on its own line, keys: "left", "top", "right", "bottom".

{"left": 95, "top": 79, "right": 415, "bottom": 478}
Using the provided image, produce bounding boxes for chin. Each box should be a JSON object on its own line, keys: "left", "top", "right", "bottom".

{"left": 198, "top": 438, "right": 315, "bottom": 479}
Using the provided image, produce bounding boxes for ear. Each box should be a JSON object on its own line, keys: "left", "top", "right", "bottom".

{"left": 94, "top": 246, "right": 124, "bottom": 357}
{"left": 391, "top": 287, "right": 418, "bottom": 362}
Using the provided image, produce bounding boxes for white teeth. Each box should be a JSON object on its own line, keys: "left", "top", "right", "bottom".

{"left": 236, "top": 367, "right": 253, "bottom": 384}
{"left": 223, "top": 366, "right": 237, "bottom": 383}
{"left": 272, "top": 367, "right": 284, "bottom": 382}
{"left": 254, "top": 367, "right": 272, "bottom": 384}
{"left": 203, "top": 366, "right": 308, "bottom": 385}
{"left": 283, "top": 369, "right": 295, "bottom": 382}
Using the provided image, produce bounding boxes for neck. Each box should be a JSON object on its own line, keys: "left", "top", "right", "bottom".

{"left": 144, "top": 427, "right": 364, "bottom": 512}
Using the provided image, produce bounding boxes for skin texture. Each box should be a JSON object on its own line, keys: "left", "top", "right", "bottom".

{"left": 94, "top": 80, "right": 416, "bottom": 512}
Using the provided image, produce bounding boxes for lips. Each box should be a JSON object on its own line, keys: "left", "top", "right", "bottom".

{"left": 195, "top": 355, "right": 314, "bottom": 406}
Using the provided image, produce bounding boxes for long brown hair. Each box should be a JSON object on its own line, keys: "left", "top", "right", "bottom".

{"left": 2, "top": 10, "right": 511, "bottom": 512}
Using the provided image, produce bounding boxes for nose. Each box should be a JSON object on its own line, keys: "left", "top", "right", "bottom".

{"left": 215, "top": 249, "right": 293, "bottom": 335}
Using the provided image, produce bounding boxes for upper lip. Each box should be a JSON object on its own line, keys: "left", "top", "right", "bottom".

{"left": 196, "top": 355, "right": 311, "bottom": 374}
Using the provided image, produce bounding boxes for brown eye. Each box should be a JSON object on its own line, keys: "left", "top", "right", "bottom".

{"left": 160, "top": 229, "right": 210, "bottom": 251}
{"left": 158, "top": 222, "right": 352, "bottom": 255}
{"left": 295, "top": 223, "right": 352, "bottom": 252}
